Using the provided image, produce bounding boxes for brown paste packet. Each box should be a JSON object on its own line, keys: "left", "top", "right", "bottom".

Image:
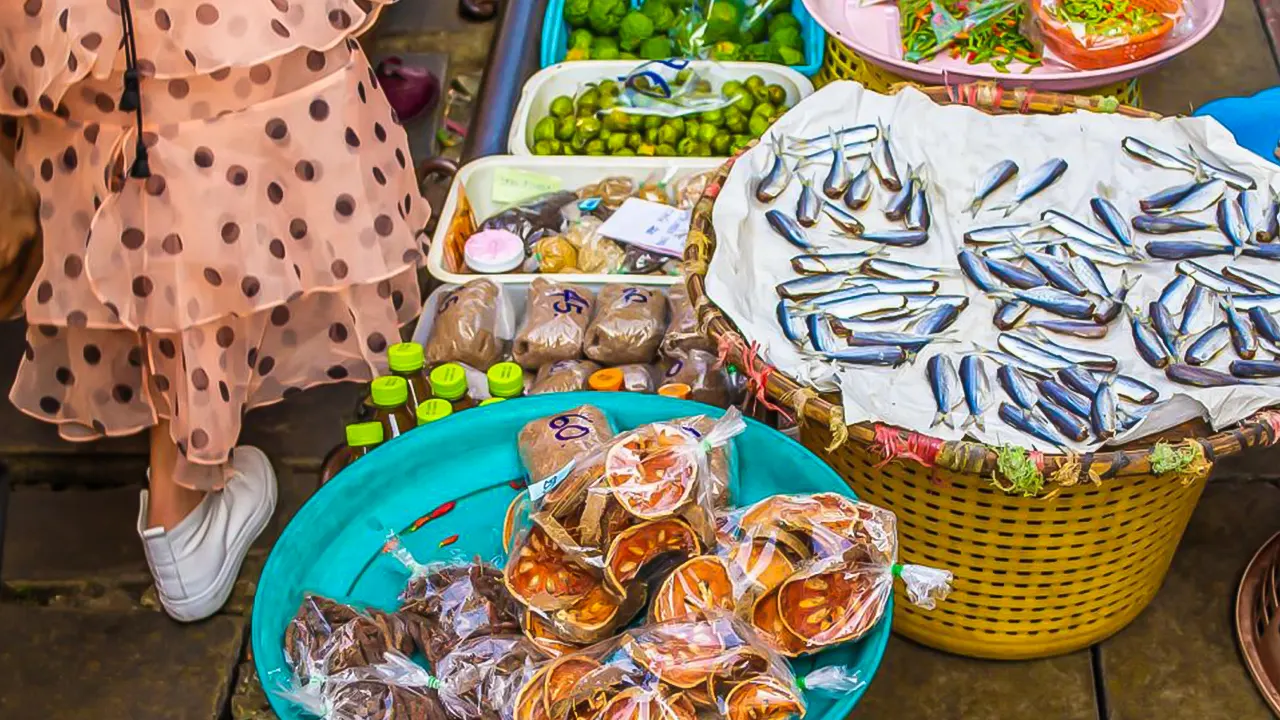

{"left": 583, "top": 285, "right": 668, "bottom": 365}
{"left": 512, "top": 278, "right": 595, "bottom": 369}
{"left": 660, "top": 348, "right": 731, "bottom": 407}
{"left": 426, "top": 279, "right": 505, "bottom": 370}
{"left": 518, "top": 404, "right": 615, "bottom": 484}
{"left": 661, "top": 284, "right": 714, "bottom": 353}
{"left": 528, "top": 359, "right": 601, "bottom": 395}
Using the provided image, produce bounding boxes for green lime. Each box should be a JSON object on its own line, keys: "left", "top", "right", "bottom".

{"left": 533, "top": 116, "right": 556, "bottom": 142}
{"left": 750, "top": 83, "right": 769, "bottom": 104}
{"left": 585, "top": 139, "right": 606, "bottom": 155}
{"left": 656, "top": 143, "right": 676, "bottom": 157}
{"left": 695, "top": 142, "right": 713, "bottom": 157}
{"left": 697, "top": 123, "right": 719, "bottom": 144}
{"left": 546, "top": 138, "right": 563, "bottom": 154}
{"left": 685, "top": 120, "right": 701, "bottom": 138}
{"left": 725, "top": 109, "right": 747, "bottom": 134}
{"left": 657, "top": 124, "right": 680, "bottom": 146}
{"left": 667, "top": 117, "right": 686, "bottom": 138}
{"left": 748, "top": 114, "right": 771, "bottom": 137}
{"left": 674, "top": 68, "right": 692, "bottom": 85}
{"left": 676, "top": 137, "right": 699, "bottom": 156}
{"left": 569, "top": 134, "right": 589, "bottom": 153}
{"left": 644, "top": 126, "right": 659, "bottom": 144}
{"left": 643, "top": 115, "right": 663, "bottom": 131}
{"left": 627, "top": 131, "right": 643, "bottom": 150}
{"left": 549, "top": 96, "right": 575, "bottom": 118}
{"left": 556, "top": 116, "right": 576, "bottom": 141}
{"left": 598, "top": 79, "right": 620, "bottom": 97}
{"left": 577, "top": 116, "right": 602, "bottom": 139}
{"left": 607, "top": 133, "right": 628, "bottom": 153}
{"left": 637, "top": 143, "right": 656, "bottom": 156}
{"left": 599, "top": 127, "right": 612, "bottom": 141}
{"left": 615, "top": 147, "right": 636, "bottom": 156}
{"left": 752, "top": 101, "right": 776, "bottom": 118}
{"left": 766, "top": 84, "right": 787, "bottom": 106}
{"left": 711, "top": 134, "right": 732, "bottom": 155}
{"left": 533, "top": 140, "right": 552, "bottom": 155}
{"left": 721, "top": 80, "right": 744, "bottom": 99}
{"left": 700, "top": 108, "right": 724, "bottom": 127}
{"left": 576, "top": 88, "right": 601, "bottom": 113}
{"left": 598, "top": 94, "right": 617, "bottom": 111}
{"left": 744, "top": 75, "right": 766, "bottom": 92}
{"left": 731, "top": 91, "right": 755, "bottom": 115}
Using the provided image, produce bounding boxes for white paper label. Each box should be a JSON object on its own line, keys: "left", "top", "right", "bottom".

{"left": 597, "top": 197, "right": 692, "bottom": 258}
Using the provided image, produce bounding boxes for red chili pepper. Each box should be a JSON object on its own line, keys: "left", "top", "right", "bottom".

{"left": 438, "top": 534, "right": 460, "bottom": 549}
{"left": 508, "top": 479, "right": 527, "bottom": 490}
{"left": 406, "top": 500, "right": 459, "bottom": 533}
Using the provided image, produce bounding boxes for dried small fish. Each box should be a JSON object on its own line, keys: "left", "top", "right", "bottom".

{"left": 984, "top": 256, "right": 1046, "bottom": 290}
{"left": 884, "top": 175, "right": 915, "bottom": 222}
{"left": 1217, "top": 196, "right": 1250, "bottom": 248}
{"left": 788, "top": 124, "right": 879, "bottom": 150}
{"left": 1000, "top": 158, "right": 1068, "bottom": 216}
{"left": 755, "top": 134, "right": 792, "bottom": 204}
{"left": 1223, "top": 265, "right": 1280, "bottom": 294}
{"left": 1059, "top": 368, "right": 1160, "bottom": 405}
{"left": 863, "top": 258, "right": 948, "bottom": 281}
{"left": 970, "top": 160, "right": 1019, "bottom": 216}
{"left": 1127, "top": 306, "right": 1173, "bottom": 368}
{"left": 1022, "top": 331, "right": 1117, "bottom": 371}
{"left": 959, "top": 249, "right": 1001, "bottom": 293}
{"left": 1159, "top": 179, "right": 1226, "bottom": 216}
{"left": 992, "top": 287, "right": 1097, "bottom": 320}
{"left": 1167, "top": 363, "right": 1253, "bottom": 387}
{"left": 1175, "top": 260, "right": 1250, "bottom": 294}
{"left": 1042, "top": 209, "right": 1135, "bottom": 252}
{"left": 912, "top": 303, "right": 962, "bottom": 335}
{"left": 999, "top": 403, "right": 1067, "bottom": 446}
{"left": 790, "top": 140, "right": 876, "bottom": 164}
{"left": 927, "top": 354, "right": 961, "bottom": 429}
{"left": 1145, "top": 240, "right": 1236, "bottom": 260}
{"left": 1149, "top": 300, "right": 1181, "bottom": 357}
{"left": 1230, "top": 359, "right": 1280, "bottom": 378}
{"left": 821, "top": 202, "right": 865, "bottom": 236}
{"left": 791, "top": 250, "right": 882, "bottom": 275}
{"left": 870, "top": 122, "right": 901, "bottom": 191}
{"left": 859, "top": 229, "right": 929, "bottom": 247}
{"left": 776, "top": 301, "right": 807, "bottom": 346}
{"left": 776, "top": 273, "right": 863, "bottom": 300}
{"left": 1090, "top": 378, "right": 1118, "bottom": 441}
{"left": 1025, "top": 251, "right": 1088, "bottom": 296}
{"left": 1039, "top": 398, "right": 1090, "bottom": 442}
{"left": 796, "top": 176, "right": 822, "bottom": 228}
{"left": 1179, "top": 285, "right": 1219, "bottom": 338}
{"left": 994, "top": 300, "right": 1032, "bottom": 330}
{"left": 960, "top": 354, "right": 992, "bottom": 431}
{"left": 822, "top": 128, "right": 852, "bottom": 199}
{"left": 1092, "top": 271, "right": 1137, "bottom": 325}
{"left": 1223, "top": 294, "right": 1259, "bottom": 359}
{"left": 1132, "top": 214, "right": 1215, "bottom": 234}
{"left": 1158, "top": 274, "right": 1194, "bottom": 314}
{"left": 1184, "top": 323, "right": 1230, "bottom": 366}
{"left": 846, "top": 330, "right": 950, "bottom": 352}
{"left": 820, "top": 346, "right": 909, "bottom": 365}
{"left": 807, "top": 285, "right": 881, "bottom": 309}
{"left": 1140, "top": 180, "right": 1201, "bottom": 213}
{"left": 1090, "top": 197, "right": 1134, "bottom": 251}
{"left": 766, "top": 209, "right": 820, "bottom": 250}
{"left": 907, "top": 177, "right": 931, "bottom": 231}
{"left": 1248, "top": 306, "right": 1280, "bottom": 345}
{"left": 1122, "top": 137, "right": 1194, "bottom": 171}
{"left": 1027, "top": 319, "right": 1109, "bottom": 339}
{"left": 964, "top": 223, "right": 1044, "bottom": 245}
{"left": 817, "top": 292, "right": 909, "bottom": 319}
{"left": 1258, "top": 190, "right": 1279, "bottom": 242}
{"left": 998, "top": 334, "right": 1071, "bottom": 370}
{"left": 1178, "top": 146, "right": 1256, "bottom": 191}
{"left": 850, "top": 278, "right": 939, "bottom": 295}
{"left": 843, "top": 166, "right": 874, "bottom": 211}
{"left": 1242, "top": 244, "right": 1280, "bottom": 261}
{"left": 1070, "top": 255, "right": 1111, "bottom": 298}
{"left": 1038, "top": 379, "right": 1092, "bottom": 419}
{"left": 997, "top": 364, "right": 1039, "bottom": 409}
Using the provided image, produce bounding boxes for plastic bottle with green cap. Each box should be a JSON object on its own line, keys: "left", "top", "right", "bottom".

{"left": 487, "top": 362, "right": 525, "bottom": 400}
{"left": 369, "top": 375, "right": 416, "bottom": 438}
{"left": 416, "top": 398, "right": 454, "bottom": 425}
{"left": 386, "top": 342, "right": 429, "bottom": 412}
{"left": 429, "top": 362, "right": 475, "bottom": 412}
{"left": 320, "top": 421, "right": 385, "bottom": 484}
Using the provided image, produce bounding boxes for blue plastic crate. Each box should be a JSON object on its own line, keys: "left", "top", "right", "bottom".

{"left": 540, "top": 0, "right": 825, "bottom": 76}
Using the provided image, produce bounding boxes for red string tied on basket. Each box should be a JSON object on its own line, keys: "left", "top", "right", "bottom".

{"left": 869, "top": 424, "right": 943, "bottom": 469}
{"left": 727, "top": 338, "right": 791, "bottom": 423}
{"left": 1258, "top": 410, "right": 1280, "bottom": 444}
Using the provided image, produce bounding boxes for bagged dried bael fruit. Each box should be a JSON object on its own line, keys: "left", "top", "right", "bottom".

{"left": 503, "top": 410, "right": 746, "bottom": 652}
{"left": 282, "top": 595, "right": 416, "bottom": 687}
{"left": 280, "top": 651, "right": 449, "bottom": 720}
{"left": 512, "top": 614, "right": 861, "bottom": 720}
{"left": 426, "top": 280, "right": 514, "bottom": 371}
{"left": 719, "top": 493, "right": 952, "bottom": 656}
{"left": 529, "top": 360, "right": 602, "bottom": 395}
{"left": 513, "top": 279, "right": 596, "bottom": 369}
{"left": 584, "top": 285, "right": 669, "bottom": 364}
{"left": 434, "top": 634, "right": 546, "bottom": 720}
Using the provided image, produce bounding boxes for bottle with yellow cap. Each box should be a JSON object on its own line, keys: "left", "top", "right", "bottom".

{"left": 369, "top": 376, "right": 416, "bottom": 439}
{"left": 320, "top": 422, "right": 385, "bottom": 485}
{"left": 386, "top": 342, "right": 429, "bottom": 412}
{"left": 416, "top": 398, "right": 454, "bottom": 425}
{"left": 430, "top": 362, "right": 476, "bottom": 412}
{"left": 487, "top": 362, "right": 525, "bottom": 401}
{"left": 479, "top": 397, "right": 506, "bottom": 407}
{"left": 588, "top": 368, "right": 624, "bottom": 392}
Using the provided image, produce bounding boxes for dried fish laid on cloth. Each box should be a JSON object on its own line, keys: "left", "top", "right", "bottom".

{"left": 705, "top": 83, "right": 1280, "bottom": 454}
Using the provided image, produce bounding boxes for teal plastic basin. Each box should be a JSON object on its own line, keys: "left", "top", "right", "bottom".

{"left": 252, "top": 392, "right": 890, "bottom": 718}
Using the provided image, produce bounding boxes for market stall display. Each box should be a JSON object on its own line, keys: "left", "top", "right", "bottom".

{"left": 511, "top": 62, "right": 814, "bottom": 156}
{"left": 540, "top": 0, "right": 827, "bottom": 74}
{"left": 252, "top": 393, "right": 904, "bottom": 720}
{"left": 684, "top": 81, "right": 1280, "bottom": 658}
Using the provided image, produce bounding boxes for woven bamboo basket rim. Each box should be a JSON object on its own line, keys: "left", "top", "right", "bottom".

{"left": 683, "top": 81, "right": 1280, "bottom": 481}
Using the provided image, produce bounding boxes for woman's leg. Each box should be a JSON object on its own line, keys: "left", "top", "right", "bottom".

{"left": 146, "top": 420, "right": 206, "bottom": 530}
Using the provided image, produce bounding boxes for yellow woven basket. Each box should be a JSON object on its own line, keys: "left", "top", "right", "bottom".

{"left": 683, "top": 83, "right": 1280, "bottom": 659}
{"left": 815, "top": 36, "right": 1144, "bottom": 108}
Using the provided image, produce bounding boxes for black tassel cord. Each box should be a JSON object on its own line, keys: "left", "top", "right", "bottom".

{"left": 118, "top": 0, "right": 150, "bottom": 178}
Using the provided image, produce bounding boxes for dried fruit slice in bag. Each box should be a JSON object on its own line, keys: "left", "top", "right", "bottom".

{"left": 605, "top": 426, "right": 699, "bottom": 519}
{"left": 551, "top": 583, "right": 646, "bottom": 645}
{"left": 604, "top": 519, "right": 701, "bottom": 594}
{"left": 522, "top": 609, "right": 583, "bottom": 658}
{"left": 505, "top": 525, "right": 599, "bottom": 612}
{"left": 543, "top": 655, "right": 604, "bottom": 719}
{"left": 599, "top": 687, "right": 698, "bottom": 720}
{"left": 504, "top": 491, "right": 531, "bottom": 554}
{"left": 778, "top": 568, "right": 882, "bottom": 646}
{"left": 749, "top": 588, "right": 810, "bottom": 657}
{"left": 627, "top": 617, "right": 734, "bottom": 688}
{"left": 514, "top": 664, "right": 552, "bottom": 720}
{"left": 723, "top": 676, "right": 806, "bottom": 720}
{"left": 726, "top": 538, "right": 798, "bottom": 595}
{"left": 704, "top": 647, "right": 774, "bottom": 700}
{"left": 651, "top": 556, "right": 735, "bottom": 623}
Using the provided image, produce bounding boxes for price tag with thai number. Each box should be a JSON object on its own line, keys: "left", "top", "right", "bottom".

{"left": 491, "top": 168, "right": 563, "bottom": 206}
{"left": 597, "top": 197, "right": 692, "bottom": 258}
{"left": 527, "top": 459, "right": 575, "bottom": 504}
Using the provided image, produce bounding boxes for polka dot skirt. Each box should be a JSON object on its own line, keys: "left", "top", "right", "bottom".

{"left": 3, "top": 5, "right": 427, "bottom": 490}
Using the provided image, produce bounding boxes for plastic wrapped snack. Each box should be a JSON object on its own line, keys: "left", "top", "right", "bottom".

{"left": 513, "top": 279, "right": 596, "bottom": 369}
{"left": 529, "top": 235, "right": 579, "bottom": 274}
{"left": 479, "top": 190, "right": 580, "bottom": 247}
{"left": 565, "top": 218, "right": 626, "bottom": 275}
{"left": 511, "top": 614, "right": 827, "bottom": 720}
{"left": 673, "top": 171, "right": 715, "bottom": 209}
{"left": 662, "top": 284, "right": 713, "bottom": 353}
{"left": 426, "top": 280, "right": 510, "bottom": 370}
{"left": 434, "top": 635, "right": 545, "bottom": 720}
{"left": 576, "top": 177, "right": 636, "bottom": 212}
{"left": 660, "top": 349, "right": 732, "bottom": 407}
{"left": 517, "top": 404, "right": 617, "bottom": 485}
{"left": 620, "top": 246, "right": 671, "bottom": 275}
{"left": 719, "top": 493, "right": 953, "bottom": 656}
{"left": 530, "top": 360, "right": 604, "bottom": 395}
{"left": 395, "top": 560, "right": 523, "bottom": 667}
{"left": 584, "top": 286, "right": 669, "bottom": 364}
{"left": 1032, "top": 0, "right": 1184, "bottom": 69}
{"left": 281, "top": 653, "right": 449, "bottom": 720}
{"left": 283, "top": 595, "right": 415, "bottom": 686}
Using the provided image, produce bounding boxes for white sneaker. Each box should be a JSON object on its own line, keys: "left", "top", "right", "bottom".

{"left": 137, "top": 446, "right": 278, "bottom": 622}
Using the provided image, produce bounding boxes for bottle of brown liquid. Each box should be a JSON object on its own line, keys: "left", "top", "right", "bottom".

{"left": 386, "top": 342, "right": 429, "bottom": 412}
{"left": 369, "top": 376, "right": 416, "bottom": 439}
{"left": 319, "top": 422, "right": 384, "bottom": 485}
{"left": 429, "top": 363, "right": 476, "bottom": 412}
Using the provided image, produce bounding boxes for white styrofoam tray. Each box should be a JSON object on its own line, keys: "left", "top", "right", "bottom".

{"left": 426, "top": 154, "right": 721, "bottom": 286}
{"left": 508, "top": 61, "right": 816, "bottom": 156}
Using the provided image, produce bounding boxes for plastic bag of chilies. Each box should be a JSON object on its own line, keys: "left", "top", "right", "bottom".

{"left": 501, "top": 410, "right": 745, "bottom": 649}
{"left": 511, "top": 613, "right": 867, "bottom": 720}
{"left": 671, "top": 493, "right": 952, "bottom": 657}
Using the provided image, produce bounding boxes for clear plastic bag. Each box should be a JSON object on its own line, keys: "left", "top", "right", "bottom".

{"left": 510, "top": 614, "right": 822, "bottom": 720}
{"left": 425, "top": 280, "right": 514, "bottom": 371}
{"left": 1030, "top": 0, "right": 1184, "bottom": 69}
{"left": 563, "top": 217, "right": 627, "bottom": 275}
{"left": 660, "top": 348, "right": 732, "bottom": 407}
{"left": 612, "top": 60, "right": 737, "bottom": 118}
{"left": 615, "top": 363, "right": 658, "bottom": 393}
{"left": 434, "top": 635, "right": 545, "bottom": 720}
{"left": 718, "top": 493, "right": 952, "bottom": 656}
{"left": 673, "top": 170, "right": 715, "bottom": 209}
{"left": 478, "top": 190, "right": 580, "bottom": 246}
{"left": 900, "top": 0, "right": 1037, "bottom": 66}
{"left": 576, "top": 177, "right": 636, "bottom": 212}
{"left": 584, "top": 285, "right": 670, "bottom": 364}
{"left": 517, "top": 404, "right": 617, "bottom": 485}
{"left": 662, "top": 284, "right": 714, "bottom": 354}
{"left": 282, "top": 595, "right": 416, "bottom": 687}
{"left": 280, "top": 652, "right": 448, "bottom": 720}
{"left": 529, "top": 359, "right": 603, "bottom": 395}
{"left": 513, "top": 279, "right": 596, "bottom": 369}
{"left": 529, "top": 235, "right": 579, "bottom": 274}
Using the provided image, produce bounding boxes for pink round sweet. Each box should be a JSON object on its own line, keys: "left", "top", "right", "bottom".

{"left": 464, "top": 228, "right": 525, "bottom": 274}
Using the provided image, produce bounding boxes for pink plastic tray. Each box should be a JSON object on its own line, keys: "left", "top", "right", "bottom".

{"left": 802, "top": 0, "right": 1223, "bottom": 90}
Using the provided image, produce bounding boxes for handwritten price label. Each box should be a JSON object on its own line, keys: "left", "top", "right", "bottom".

{"left": 597, "top": 198, "right": 691, "bottom": 258}
{"left": 548, "top": 412, "right": 591, "bottom": 441}
{"left": 491, "top": 168, "right": 563, "bottom": 206}
{"left": 552, "top": 289, "right": 590, "bottom": 315}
